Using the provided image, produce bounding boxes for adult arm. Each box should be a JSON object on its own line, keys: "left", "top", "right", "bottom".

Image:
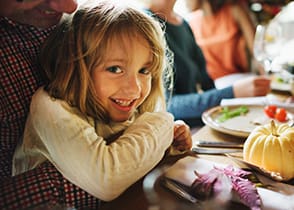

{"left": 1, "top": 161, "right": 100, "bottom": 209}
{"left": 168, "top": 86, "right": 234, "bottom": 119}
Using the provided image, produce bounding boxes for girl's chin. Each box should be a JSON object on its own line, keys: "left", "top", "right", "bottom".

{"left": 110, "top": 115, "right": 132, "bottom": 122}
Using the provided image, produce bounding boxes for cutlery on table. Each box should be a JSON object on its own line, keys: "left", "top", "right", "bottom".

{"left": 196, "top": 140, "right": 243, "bottom": 149}
{"left": 161, "top": 178, "right": 198, "bottom": 203}
{"left": 225, "top": 153, "right": 285, "bottom": 181}
{"left": 192, "top": 147, "right": 242, "bottom": 155}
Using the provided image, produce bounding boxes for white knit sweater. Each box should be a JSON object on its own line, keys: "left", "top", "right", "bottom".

{"left": 13, "top": 87, "right": 174, "bottom": 201}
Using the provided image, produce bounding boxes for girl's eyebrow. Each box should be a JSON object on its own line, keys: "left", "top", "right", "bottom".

{"left": 103, "top": 58, "right": 126, "bottom": 64}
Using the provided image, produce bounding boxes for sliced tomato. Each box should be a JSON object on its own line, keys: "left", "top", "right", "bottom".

{"left": 275, "top": 108, "right": 287, "bottom": 122}
{"left": 264, "top": 105, "right": 277, "bottom": 118}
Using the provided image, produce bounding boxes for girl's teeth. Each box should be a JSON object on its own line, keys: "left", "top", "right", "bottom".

{"left": 114, "top": 99, "right": 132, "bottom": 106}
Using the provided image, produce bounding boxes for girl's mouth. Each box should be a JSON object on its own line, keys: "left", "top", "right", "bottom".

{"left": 112, "top": 99, "right": 136, "bottom": 107}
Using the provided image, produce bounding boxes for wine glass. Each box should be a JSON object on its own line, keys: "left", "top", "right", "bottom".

{"left": 253, "top": 23, "right": 283, "bottom": 74}
{"left": 253, "top": 24, "right": 267, "bottom": 63}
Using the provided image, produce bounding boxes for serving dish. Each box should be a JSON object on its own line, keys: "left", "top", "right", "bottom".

{"left": 201, "top": 105, "right": 293, "bottom": 138}
{"left": 225, "top": 153, "right": 294, "bottom": 182}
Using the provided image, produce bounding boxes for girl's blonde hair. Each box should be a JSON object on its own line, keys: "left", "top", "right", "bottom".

{"left": 40, "top": 1, "right": 172, "bottom": 122}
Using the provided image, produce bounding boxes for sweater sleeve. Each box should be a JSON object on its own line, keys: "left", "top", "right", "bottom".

{"left": 18, "top": 88, "right": 175, "bottom": 201}
{"left": 167, "top": 86, "right": 234, "bottom": 119}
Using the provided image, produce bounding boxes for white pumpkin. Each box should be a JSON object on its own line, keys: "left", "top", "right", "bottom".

{"left": 243, "top": 120, "right": 294, "bottom": 180}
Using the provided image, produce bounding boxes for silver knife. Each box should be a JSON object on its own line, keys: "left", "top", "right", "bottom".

{"left": 192, "top": 147, "right": 242, "bottom": 155}
{"left": 161, "top": 178, "right": 198, "bottom": 203}
{"left": 196, "top": 140, "right": 243, "bottom": 149}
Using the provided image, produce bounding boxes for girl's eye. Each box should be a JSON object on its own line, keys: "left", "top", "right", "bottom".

{"left": 106, "top": 66, "right": 123, "bottom": 73}
{"left": 139, "top": 68, "right": 151, "bottom": 75}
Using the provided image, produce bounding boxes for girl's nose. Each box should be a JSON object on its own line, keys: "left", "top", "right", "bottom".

{"left": 49, "top": 0, "right": 78, "bottom": 14}
{"left": 124, "top": 75, "right": 141, "bottom": 95}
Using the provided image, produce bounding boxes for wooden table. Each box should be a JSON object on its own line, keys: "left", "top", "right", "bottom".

{"left": 100, "top": 126, "right": 250, "bottom": 210}
{"left": 192, "top": 124, "right": 246, "bottom": 144}
{"left": 100, "top": 91, "right": 293, "bottom": 210}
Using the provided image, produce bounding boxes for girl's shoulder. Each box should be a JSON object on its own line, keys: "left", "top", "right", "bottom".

{"left": 31, "top": 87, "right": 59, "bottom": 107}
{"left": 31, "top": 87, "right": 80, "bottom": 119}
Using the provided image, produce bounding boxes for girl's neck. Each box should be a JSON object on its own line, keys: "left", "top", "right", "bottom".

{"left": 148, "top": 1, "right": 182, "bottom": 25}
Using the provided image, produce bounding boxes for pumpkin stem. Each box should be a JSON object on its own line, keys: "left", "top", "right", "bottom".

{"left": 270, "top": 120, "right": 278, "bottom": 137}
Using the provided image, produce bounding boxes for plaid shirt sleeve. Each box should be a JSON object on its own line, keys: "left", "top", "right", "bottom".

{"left": 0, "top": 161, "right": 101, "bottom": 210}
{"left": 0, "top": 17, "right": 101, "bottom": 209}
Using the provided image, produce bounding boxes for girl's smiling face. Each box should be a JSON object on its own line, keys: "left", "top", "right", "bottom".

{"left": 92, "top": 35, "right": 153, "bottom": 122}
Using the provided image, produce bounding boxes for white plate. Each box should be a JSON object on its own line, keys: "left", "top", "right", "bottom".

{"left": 163, "top": 156, "right": 294, "bottom": 210}
{"left": 202, "top": 105, "right": 294, "bottom": 138}
{"left": 271, "top": 79, "right": 291, "bottom": 92}
{"left": 271, "top": 81, "right": 291, "bottom": 92}
{"left": 270, "top": 72, "right": 292, "bottom": 92}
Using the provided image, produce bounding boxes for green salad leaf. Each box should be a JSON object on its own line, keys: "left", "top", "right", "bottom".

{"left": 217, "top": 106, "right": 249, "bottom": 123}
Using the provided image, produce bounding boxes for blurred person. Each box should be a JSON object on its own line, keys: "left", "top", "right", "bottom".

{"left": 144, "top": 0, "right": 270, "bottom": 127}
{"left": 186, "top": 0, "right": 259, "bottom": 81}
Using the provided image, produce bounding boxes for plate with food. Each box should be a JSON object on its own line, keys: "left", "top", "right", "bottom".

{"left": 270, "top": 73, "right": 292, "bottom": 92}
{"left": 201, "top": 105, "right": 293, "bottom": 138}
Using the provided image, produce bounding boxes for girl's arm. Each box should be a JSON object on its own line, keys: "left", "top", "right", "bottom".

{"left": 17, "top": 88, "right": 174, "bottom": 202}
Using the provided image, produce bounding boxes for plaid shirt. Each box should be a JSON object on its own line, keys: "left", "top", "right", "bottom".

{"left": 0, "top": 17, "right": 100, "bottom": 209}
{"left": 0, "top": 161, "right": 101, "bottom": 209}
{"left": 0, "top": 17, "right": 51, "bottom": 178}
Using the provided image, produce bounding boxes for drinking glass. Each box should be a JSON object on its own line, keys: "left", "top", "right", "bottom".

{"left": 253, "top": 23, "right": 283, "bottom": 74}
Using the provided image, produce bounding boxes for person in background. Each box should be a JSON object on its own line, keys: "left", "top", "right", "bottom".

{"left": 186, "top": 0, "right": 260, "bottom": 81}
{"left": 144, "top": 0, "right": 271, "bottom": 127}
{"left": 4, "top": 1, "right": 192, "bottom": 208}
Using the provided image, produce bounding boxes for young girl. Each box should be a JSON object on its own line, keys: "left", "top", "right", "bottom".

{"left": 13, "top": 1, "right": 192, "bottom": 202}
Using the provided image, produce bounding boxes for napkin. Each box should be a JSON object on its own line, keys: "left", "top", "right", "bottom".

{"left": 214, "top": 73, "right": 254, "bottom": 89}
{"left": 220, "top": 96, "right": 294, "bottom": 113}
{"left": 164, "top": 156, "right": 294, "bottom": 210}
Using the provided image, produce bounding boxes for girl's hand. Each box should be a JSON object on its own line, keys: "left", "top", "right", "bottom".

{"left": 172, "top": 120, "right": 192, "bottom": 151}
